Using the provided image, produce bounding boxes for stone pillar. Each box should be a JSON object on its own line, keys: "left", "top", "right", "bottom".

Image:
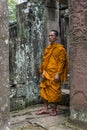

{"left": 10, "top": 1, "right": 47, "bottom": 109}
{"left": 69, "top": 0, "right": 87, "bottom": 122}
{"left": 0, "top": 0, "right": 10, "bottom": 129}
{"left": 45, "top": 0, "right": 60, "bottom": 44}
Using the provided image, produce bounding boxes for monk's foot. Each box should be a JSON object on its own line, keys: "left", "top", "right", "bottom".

{"left": 49, "top": 109, "right": 57, "bottom": 116}
{"left": 36, "top": 109, "right": 49, "bottom": 115}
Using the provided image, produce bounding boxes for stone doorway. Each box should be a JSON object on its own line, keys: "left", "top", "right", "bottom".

{"left": 9, "top": 0, "right": 70, "bottom": 124}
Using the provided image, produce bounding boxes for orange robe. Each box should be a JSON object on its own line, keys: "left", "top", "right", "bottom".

{"left": 40, "top": 43, "right": 68, "bottom": 103}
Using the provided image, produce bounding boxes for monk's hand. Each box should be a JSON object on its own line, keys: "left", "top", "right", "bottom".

{"left": 54, "top": 73, "right": 59, "bottom": 82}
{"left": 41, "top": 70, "right": 45, "bottom": 78}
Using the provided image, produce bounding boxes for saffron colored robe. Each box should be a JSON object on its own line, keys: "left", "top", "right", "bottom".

{"left": 40, "top": 43, "right": 68, "bottom": 103}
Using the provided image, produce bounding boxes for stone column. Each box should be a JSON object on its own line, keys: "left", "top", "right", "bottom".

{"left": 69, "top": 0, "right": 87, "bottom": 122}
{"left": 0, "top": 0, "right": 10, "bottom": 129}
{"left": 45, "top": 0, "right": 60, "bottom": 44}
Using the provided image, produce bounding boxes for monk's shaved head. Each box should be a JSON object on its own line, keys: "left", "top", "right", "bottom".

{"left": 51, "top": 30, "right": 58, "bottom": 37}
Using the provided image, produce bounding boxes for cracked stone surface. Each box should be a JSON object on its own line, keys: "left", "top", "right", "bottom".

{"left": 10, "top": 104, "right": 85, "bottom": 130}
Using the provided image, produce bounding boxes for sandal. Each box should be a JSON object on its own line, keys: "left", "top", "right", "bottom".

{"left": 49, "top": 109, "right": 57, "bottom": 116}
{"left": 36, "top": 109, "right": 49, "bottom": 115}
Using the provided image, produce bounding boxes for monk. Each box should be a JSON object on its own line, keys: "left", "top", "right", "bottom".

{"left": 36, "top": 30, "right": 68, "bottom": 116}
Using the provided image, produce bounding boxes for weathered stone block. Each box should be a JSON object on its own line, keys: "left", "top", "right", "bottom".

{"left": 69, "top": 0, "right": 87, "bottom": 122}
{"left": 10, "top": 98, "right": 25, "bottom": 111}
{"left": 16, "top": 84, "right": 26, "bottom": 98}
{"left": 0, "top": 0, "right": 10, "bottom": 129}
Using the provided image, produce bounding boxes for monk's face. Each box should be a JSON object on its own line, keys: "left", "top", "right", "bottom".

{"left": 48, "top": 31, "right": 58, "bottom": 43}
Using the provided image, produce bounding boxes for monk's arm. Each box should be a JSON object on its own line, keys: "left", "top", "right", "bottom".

{"left": 57, "top": 49, "right": 66, "bottom": 74}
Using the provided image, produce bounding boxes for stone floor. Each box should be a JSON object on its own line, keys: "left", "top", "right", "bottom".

{"left": 10, "top": 104, "right": 85, "bottom": 130}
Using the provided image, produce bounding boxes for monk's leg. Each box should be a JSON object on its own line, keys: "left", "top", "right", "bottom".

{"left": 36, "top": 99, "right": 49, "bottom": 115}
{"left": 49, "top": 102, "right": 57, "bottom": 116}
{"left": 53, "top": 102, "right": 57, "bottom": 110}
{"left": 43, "top": 98, "right": 49, "bottom": 111}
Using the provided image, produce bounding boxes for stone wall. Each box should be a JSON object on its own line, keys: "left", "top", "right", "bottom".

{"left": 69, "top": 0, "right": 87, "bottom": 122}
{"left": 10, "top": 1, "right": 46, "bottom": 111}
{"left": 0, "top": 0, "right": 10, "bottom": 129}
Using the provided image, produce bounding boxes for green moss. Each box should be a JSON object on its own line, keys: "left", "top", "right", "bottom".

{"left": 71, "top": 109, "right": 87, "bottom": 122}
